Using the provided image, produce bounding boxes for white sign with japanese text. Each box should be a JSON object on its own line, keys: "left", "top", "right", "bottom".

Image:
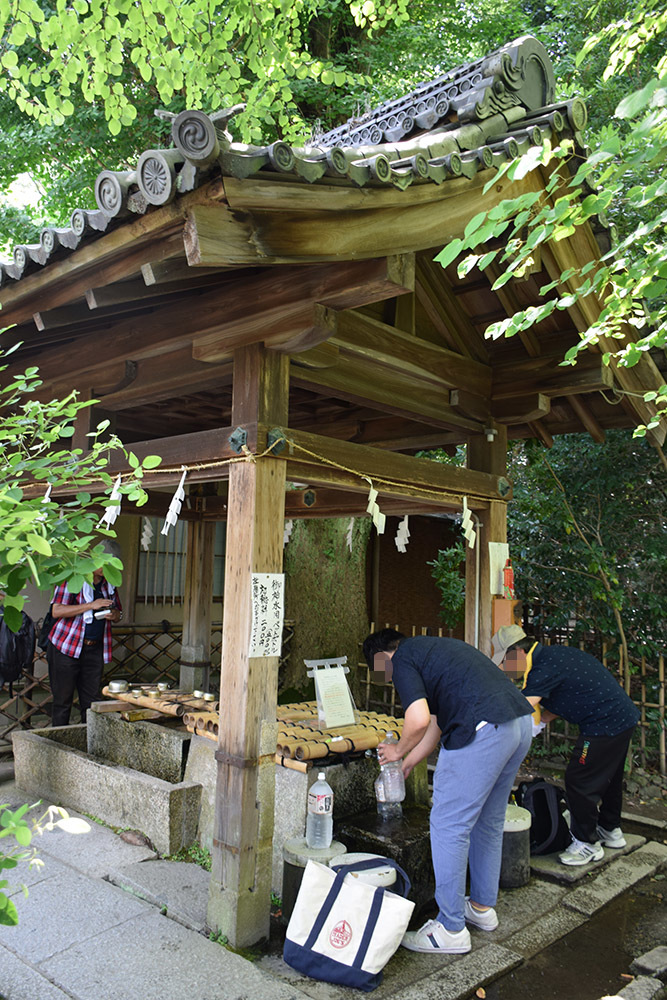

{"left": 249, "top": 573, "right": 285, "bottom": 657}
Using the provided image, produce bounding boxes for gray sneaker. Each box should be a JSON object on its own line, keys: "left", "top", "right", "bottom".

{"left": 559, "top": 838, "right": 604, "bottom": 866}
{"left": 597, "top": 825, "right": 626, "bottom": 848}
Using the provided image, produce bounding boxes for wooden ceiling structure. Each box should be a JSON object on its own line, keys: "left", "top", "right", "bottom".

{"left": 1, "top": 35, "right": 665, "bottom": 946}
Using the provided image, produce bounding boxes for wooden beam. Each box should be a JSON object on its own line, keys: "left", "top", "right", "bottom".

{"left": 208, "top": 345, "right": 289, "bottom": 947}
{"left": 492, "top": 393, "right": 551, "bottom": 424}
{"left": 107, "top": 422, "right": 258, "bottom": 479}
{"left": 568, "top": 394, "right": 606, "bottom": 444}
{"left": 86, "top": 271, "right": 228, "bottom": 309}
{"left": 528, "top": 420, "right": 554, "bottom": 448}
{"left": 188, "top": 170, "right": 545, "bottom": 265}
{"left": 267, "top": 425, "right": 511, "bottom": 503}
{"left": 5, "top": 257, "right": 414, "bottom": 384}
{"left": 284, "top": 487, "right": 445, "bottom": 518}
{"left": 416, "top": 256, "right": 490, "bottom": 363}
{"left": 492, "top": 351, "right": 613, "bottom": 399}
{"left": 330, "top": 309, "right": 491, "bottom": 396}
{"left": 141, "top": 259, "right": 228, "bottom": 285}
{"left": 290, "top": 355, "right": 484, "bottom": 434}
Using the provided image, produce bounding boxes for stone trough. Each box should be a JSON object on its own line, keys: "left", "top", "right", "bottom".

{"left": 12, "top": 720, "right": 201, "bottom": 856}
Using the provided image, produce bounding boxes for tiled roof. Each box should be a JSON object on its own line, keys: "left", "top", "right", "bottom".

{"left": 0, "top": 35, "right": 597, "bottom": 287}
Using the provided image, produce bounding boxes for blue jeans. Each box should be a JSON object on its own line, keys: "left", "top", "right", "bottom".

{"left": 430, "top": 715, "right": 532, "bottom": 931}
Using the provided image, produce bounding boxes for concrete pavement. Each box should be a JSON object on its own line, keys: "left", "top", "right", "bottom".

{"left": 1, "top": 773, "right": 666, "bottom": 1000}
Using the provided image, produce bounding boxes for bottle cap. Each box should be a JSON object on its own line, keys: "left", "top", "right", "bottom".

{"left": 318, "top": 772, "right": 325, "bottom": 780}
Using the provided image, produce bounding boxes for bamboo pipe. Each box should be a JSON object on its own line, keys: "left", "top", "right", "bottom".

{"left": 274, "top": 754, "right": 309, "bottom": 773}
{"left": 279, "top": 738, "right": 330, "bottom": 760}
{"left": 102, "top": 687, "right": 184, "bottom": 717}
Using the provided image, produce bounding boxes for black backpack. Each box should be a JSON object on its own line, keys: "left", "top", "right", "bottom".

{"left": 515, "top": 779, "right": 571, "bottom": 855}
{"left": 0, "top": 608, "right": 36, "bottom": 694}
{"left": 37, "top": 606, "right": 55, "bottom": 651}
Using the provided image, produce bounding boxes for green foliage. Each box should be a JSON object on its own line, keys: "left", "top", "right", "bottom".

{"left": 0, "top": 0, "right": 411, "bottom": 143}
{"left": 0, "top": 801, "right": 90, "bottom": 925}
{"left": 427, "top": 542, "right": 465, "bottom": 630}
{"left": 507, "top": 431, "right": 667, "bottom": 663}
{"left": 0, "top": 352, "right": 161, "bottom": 629}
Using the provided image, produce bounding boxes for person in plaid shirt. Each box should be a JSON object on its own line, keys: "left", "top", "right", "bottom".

{"left": 47, "top": 543, "right": 123, "bottom": 725}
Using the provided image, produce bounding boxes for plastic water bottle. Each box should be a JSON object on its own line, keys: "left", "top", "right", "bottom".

{"left": 306, "top": 771, "right": 334, "bottom": 849}
{"left": 374, "top": 732, "right": 405, "bottom": 821}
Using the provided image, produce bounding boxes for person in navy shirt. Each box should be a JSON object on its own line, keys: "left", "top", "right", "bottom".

{"left": 492, "top": 625, "right": 639, "bottom": 867}
{"left": 363, "top": 630, "right": 532, "bottom": 955}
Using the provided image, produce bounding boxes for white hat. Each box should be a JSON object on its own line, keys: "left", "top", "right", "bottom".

{"left": 491, "top": 624, "right": 527, "bottom": 665}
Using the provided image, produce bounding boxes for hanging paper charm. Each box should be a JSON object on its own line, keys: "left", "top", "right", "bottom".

{"left": 461, "top": 496, "right": 477, "bottom": 549}
{"left": 141, "top": 516, "right": 154, "bottom": 552}
{"left": 161, "top": 467, "right": 188, "bottom": 536}
{"left": 365, "top": 481, "right": 385, "bottom": 534}
{"left": 395, "top": 514, "right": 410, "bottom": 553}
{"left": 283, "top": 519, "right": 294, "bottom": 546}
{"left": 98, "top": 474, "right": 122, "bottom": 529}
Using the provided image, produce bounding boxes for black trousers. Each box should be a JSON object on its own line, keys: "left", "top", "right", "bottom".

{"left": 565, "top": 725, "right": 635, "bottom": 844}
{"left": 48, "top": 643, "right": 104, "bottom": 726}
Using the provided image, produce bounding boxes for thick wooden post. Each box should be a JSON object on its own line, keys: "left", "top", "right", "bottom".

{"left": 207, "top": 344, "right": 289, "bottom": 946}
{"left": 180, "top": 519, "right": 216, "bottom": 691}
{"left": 465, "top": 425, "right": 508, "bottom": 656}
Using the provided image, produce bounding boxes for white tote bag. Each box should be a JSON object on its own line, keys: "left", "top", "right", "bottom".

{"left": 283, "top": 858, "right": 414, "bottom": 992}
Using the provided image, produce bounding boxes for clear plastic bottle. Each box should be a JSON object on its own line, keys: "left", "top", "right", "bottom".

{"left": 305, "top": 771, "right": 334, "bottom": 849}
{"left": 375, "top": 732, "right": 405, "bottom": 822}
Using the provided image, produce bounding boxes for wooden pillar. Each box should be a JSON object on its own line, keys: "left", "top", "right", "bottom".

{"left": 180, "top": 519, "right": 215, "bottom": 691}
{"left": 465, "top": 425, "right": 508, "bottom": 656}
{"left": 207, "top": 344, "right": 289, "bottom": 947}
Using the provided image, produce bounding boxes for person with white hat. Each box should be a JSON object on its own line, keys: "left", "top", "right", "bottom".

{"left": 491, "top": 624, "right": 639, "bottom": 867}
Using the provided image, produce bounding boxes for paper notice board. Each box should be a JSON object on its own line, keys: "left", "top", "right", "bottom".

{"left": 249, "top": 573, "right": 285, "bottom": 657}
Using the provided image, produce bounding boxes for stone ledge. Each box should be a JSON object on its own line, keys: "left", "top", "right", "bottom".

{"left": 564, "top": 841, "right": 667, "bottom": 917}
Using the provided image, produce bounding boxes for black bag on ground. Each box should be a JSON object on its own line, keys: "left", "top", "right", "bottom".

{"left": 515, "top": 779, "right": 571, "bottom": 855}
{"left": 37, "top": 606, "right": 55, "bottom": 651}
{"left": 0, "top": 608, "right": 36, "bottom": 694}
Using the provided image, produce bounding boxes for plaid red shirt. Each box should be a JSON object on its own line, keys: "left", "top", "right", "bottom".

{"left": 49, "top": 581, "right": 121, "bottom": 663}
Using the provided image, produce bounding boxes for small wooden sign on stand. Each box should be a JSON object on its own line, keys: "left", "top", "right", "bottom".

{"left": 305, "top": 657, "right": 356, "bottom": 728}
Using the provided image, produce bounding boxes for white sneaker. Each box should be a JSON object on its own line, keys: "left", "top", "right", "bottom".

{"left": 597, "top": 825, "right": 626, "bottom": 848}
{"left": 559, "top": 838, "right": 604, "bottom": 866}
{"left": 401, "top": 919, "right": 471, "bottom": 954}
{"left": 464, "top": 899, "right": 499, "bottom": 931}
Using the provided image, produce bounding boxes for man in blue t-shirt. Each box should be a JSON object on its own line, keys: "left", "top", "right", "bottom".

{"left": 492, "top": 625, "right": 639, "bottom": 868}
{"left": 363, "top": 630, "right": 533, "bottom": 956}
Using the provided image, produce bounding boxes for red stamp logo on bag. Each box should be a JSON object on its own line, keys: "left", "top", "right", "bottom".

{"left": 329, "top": 920, "right": 352, "bottom": 949}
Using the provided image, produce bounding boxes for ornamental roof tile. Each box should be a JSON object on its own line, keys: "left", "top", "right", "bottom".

{"left": 0, "top": 35, "right": 599, "bottom": 287}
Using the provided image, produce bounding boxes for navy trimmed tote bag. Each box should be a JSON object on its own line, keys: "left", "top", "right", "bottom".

{"left": 283, "top": 857, "right": 414, "bottom": 992}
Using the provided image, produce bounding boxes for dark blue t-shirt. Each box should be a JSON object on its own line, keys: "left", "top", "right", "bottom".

{"left": 522, "top": 644, "right": 639, "bottom": 737}
{"left": 391, "top": 636, "right": 533, "bottom": 750}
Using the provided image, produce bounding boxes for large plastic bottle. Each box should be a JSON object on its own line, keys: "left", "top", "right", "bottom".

{"left": 374, "top": 732, "right": 406, "bottom": 821}
{"left": 305, "top": 771, "right": 334, "bottom": 849}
